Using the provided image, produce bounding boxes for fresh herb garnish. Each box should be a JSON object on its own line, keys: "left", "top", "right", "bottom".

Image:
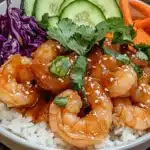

{"left": 100, "top": 39, "right": 142, "bottom": 76}
{"left": 96, "top": 18, "right": 136, "bottom": 44}
{"left": 49, "top": 56, "right": 71, "bottom": 77}
{"left": 44, "top": 16, "right": 136, "bottom": 56}
{"left": 54, "top": 97, "right": 68, "bottom": 107}
{"left": 40, "top": 13, "right": 50, "bottom": 29}
{"left": 47, "top": 18, "right": 96, "bottom": 55}
{"left": 104, "top": 47, "right": 130, "bottom": 64}
{"left": 134, "top": 44, "right": 150, "bottom": 60}
{"left": 131, "top": 63, "right": 143, "bottom": 77}
{"left": 70, "top": 56, "right": 87, "bottom": 90}
{"left": 136, "top": 51, "right": 148, "bottom": 61}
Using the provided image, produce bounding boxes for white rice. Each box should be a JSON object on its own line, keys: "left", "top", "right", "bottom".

{"left": 0, "top": 103, "right": 146, "bottom": 150}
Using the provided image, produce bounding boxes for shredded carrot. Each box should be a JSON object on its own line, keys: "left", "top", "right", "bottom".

{"left": 120, "top": 0, "right": 133, "bottom": 25}
{"left": 131, "top": 58, "right": 148, "bottom": 67}
{"left": 145, "top": 27, "right": 150, "bottom": 35}
{"left": 105, "top": 33, "right": 113, "bottom": 39}
{"left": 134, "top": 28, "right": 150, "bottom": 45}
{"left": 128, "top": 45, "right": 136, "bottom": 53}
{"left": 129, "top": 0, "right": 150, "bottom": 17}
{"left": 134, "top": 18, "right": 150, "bottom": 29}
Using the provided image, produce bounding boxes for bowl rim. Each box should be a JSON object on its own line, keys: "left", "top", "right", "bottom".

{"left": 0, "top": 0, "right": 150, "bottom": 150}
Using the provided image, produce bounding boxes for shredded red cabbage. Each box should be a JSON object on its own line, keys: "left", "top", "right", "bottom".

{"left": 0, "top": 7, "right": 47, "bottom": 65}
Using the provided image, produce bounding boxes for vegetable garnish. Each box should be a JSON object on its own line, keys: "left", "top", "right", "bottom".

{"left": 131, "top": 63, "right": 143, "bottom": 77}
{"left": 49, "top": 56, "right": 71, "bottom": 77}
{"left": 0, "top": 7, "right": 46, "bottom": 65}
{"left": 103, "top": 46, "right": 130, "bottom": 65}
{"left": 70, "top": 56, "right": 87, "bottom": 90}
{"left": 136, "top": 51, "right": 148, "bottom": 61}
{"left": 100, "top": 39, "right": 142, "bottom": 76}
{"left": 134, "top": 44, "right": 150, "bottom": 60}
{"left": 54, "top": 97, "right": 68, "bottom": 107}
{"left": 45, "top": 17, "right": 136, "bottom": 56}
{"left": 47, "top": 18, "right": 96, "bottom": 55}
{"left": 96, "top": 17, "right": 136, "bottom": 44}
{"left": 129, "top": 0, "right": 150, "bottom": 18}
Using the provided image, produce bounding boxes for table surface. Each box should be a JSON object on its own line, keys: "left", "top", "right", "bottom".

{"left": 0, "top": 0, "right": 150, "bottom": 149}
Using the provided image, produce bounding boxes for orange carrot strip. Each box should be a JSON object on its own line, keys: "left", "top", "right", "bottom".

{"left": 134, "top": 28, "right": 150, "bottom": 45}
{"left": 129, "top": 0, "right": 150, "bottom": 17}
{"left": 128, "top": 45, "right": 136, "bottom": 53}
{"left": 131, "top": 58, "right": 148, "bottom": 67}
{"left": 134, "top": 18, "right": 150, "bottom": 29}
{"left": 120, "top": 0, "right": 133, "bottom": 25}
{"left": 105, "top": 33, "right": 113, "bottom": 39}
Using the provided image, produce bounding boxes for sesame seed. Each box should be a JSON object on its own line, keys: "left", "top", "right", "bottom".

{"left": 87, "top": 58, "right": 92, "bottom": 62}
{"left": 104, "top": 88, "right": 109, "bottom": 92}
{"left": 103, "top": 57, "right": 108, "bottom": 61}
{"left": 110, "top": 78, "right": 114, "bottom": 82}
{"left": 25, "top": 91, "right": 29, "bottom": 95}
{"left": 95, "top": 90, "right": 100, "bottom": 94}
{"left": 92, "top": 66, "right": 96, "bottom": 69}
{"left": 58, "top": 78, "right": 64, "bottom": 83}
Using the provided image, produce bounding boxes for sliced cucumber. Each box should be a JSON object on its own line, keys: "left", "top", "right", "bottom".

{"left": 23, "top": 0, "right": 36, "bottom": 16}
{"left": 59, "top": 0, "right": 74, "bottom": 14}
{"left": 60, "top": 0, "right": 105, "bottom": 27}
{"left": 35, "top": 0, "right": 64, "bottom": 21}
{"left": 48, "top": 16, "right": 59, "bottom": 28}
{"left": 88, "top": 0, "right": 122, "bottom": 18}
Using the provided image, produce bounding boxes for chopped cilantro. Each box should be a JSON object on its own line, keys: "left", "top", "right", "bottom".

{"left": 70, "top": 56, "right": 87, "bottom": 90}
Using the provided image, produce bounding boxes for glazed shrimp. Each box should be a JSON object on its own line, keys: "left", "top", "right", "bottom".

{"left": 49, "top": 77, "right": 113, "bottom": 148}
{"left": 32, "top": 40, "right": 71, "bottom": 93}
{"left": 131, "top": 73, "right": 150, "bottom": 106}
{"left": 0, "top": 54, "right": 38, "bottom": 107}
{"left": 113, "top": 98, "right": 150, "bottom": 130}
{"left": 103, "top": 65, "right": 137, "bottom": 98}
{"left": 87, "top": 46, "right": 121, "bottom": 80}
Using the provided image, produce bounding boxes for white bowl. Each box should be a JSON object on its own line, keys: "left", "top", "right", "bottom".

{"left": 0, "top": 0, "right": 150, "bottom": 150}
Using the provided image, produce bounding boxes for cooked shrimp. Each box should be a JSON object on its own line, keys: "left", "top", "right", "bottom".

{"left": 49, "top": 77, "right": 113, "bottom": 148}
{"left": 25, "top": 99, "right": 50, "bottom": 124}
{"left": 113, "top": 98, "right": 150, "bottom": 130}
{"left": 87, "top": 46, "right": 120, "bottom": 80}
{"left": 32, "top": 40, "right": 71, "bottom": 93}
{"left": 103, "top": 65, "right": 137, "bottom": 98}
{"left": 131, "top": 73, "right": 150, "bottom": 106}
{"left": 0, "top": 54, "right": 38, "bottom": 107}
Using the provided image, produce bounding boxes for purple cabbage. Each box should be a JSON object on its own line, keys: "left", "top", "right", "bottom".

{"left": 0, "top": 7, "right": 47, "bottom": 65}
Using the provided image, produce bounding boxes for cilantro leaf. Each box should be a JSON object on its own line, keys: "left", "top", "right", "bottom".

{"left": 134, "top": 44, "right": 150, "bottom": 60}
{"left": 134, "top": 44, "right": 150, "bottom": 51}
{"left": 39, "top": 13, "right": 50, "bottom": 29}
{"left": 131, "top": 63, "right": 143, "bottom": 77}
{"left": 46, "top": 17, "right": 135, "bottom": 56}
{"left": 136, "top": 51, "right": 148, "bottom": 61}
{"left": 47, "top": 18, "right": 96, "bottom": 55}
{"left": 103, "top": 47, "right": 130, "bottom": 64}
{"left": 70, "top": 56, "right": 87, "bottom": 90}
{"left": 96, "top": 18, "right": 136, "bottom": 44}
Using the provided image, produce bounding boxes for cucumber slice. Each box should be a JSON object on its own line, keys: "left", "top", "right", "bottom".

{"left": 23, "top": 0, "right": 36, "bottom": 16}
{"left": 59, "top": 0, "right": 74, "bottom": 14}
{"left": 88, "top": 0, "right": 122, "bottom": 18}
{"left": 48, "top": 16, "right": 59, "bottom": 27}
{"left": 60, "top": 0, "right": 105, "bottom": 27}
{"left": 35, "top": 0, "right": 64, "bottom": 21}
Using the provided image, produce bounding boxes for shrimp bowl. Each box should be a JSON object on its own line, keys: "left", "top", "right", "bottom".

{"left": 0, "top": 0, "right": 150, "bottom": 150}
